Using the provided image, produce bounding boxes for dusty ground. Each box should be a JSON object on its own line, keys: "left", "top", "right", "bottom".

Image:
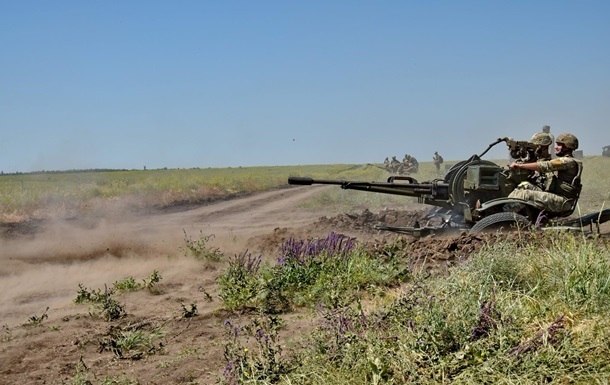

{"left": 1, "top": 185, "right": 608, "bottom": 384}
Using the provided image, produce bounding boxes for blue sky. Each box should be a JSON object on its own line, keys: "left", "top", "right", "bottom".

{"left": 1, "top": 1, "right": 609, "bottom": 172}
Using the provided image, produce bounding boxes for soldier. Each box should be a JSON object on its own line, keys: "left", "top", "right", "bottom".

{"left": 524, "top": 132, "right": 553, "bottom": 189}
{"left": 383, "top": 157, "right": 390, "bottom": 171}
{"left": 530, "top": 132, "right": 553, "bottom": 161}
{"left": 508, "top": 133, "right": 582, "bottom": 213}
{"left": 433, "top": 152, "right": 443, "bottom": 172}
{"left": 410, "top": 156, "right": 419, "bottom": 173}
{"left": 401, "top": 154, "right": 413, "bottom": 174}
{"left": 541, "top": 125, "right": 555, "bottom": 158}
{"left": 390, "top": 156, "right": 401, "bottom": 173}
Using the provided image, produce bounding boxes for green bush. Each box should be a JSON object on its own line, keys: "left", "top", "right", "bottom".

{"left": 218, "top": 233, "right": 411, "bottom": 314}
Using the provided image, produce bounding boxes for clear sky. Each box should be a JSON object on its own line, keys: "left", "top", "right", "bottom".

{"left": 1, "top": 1, "right": 609, "bottom": 173}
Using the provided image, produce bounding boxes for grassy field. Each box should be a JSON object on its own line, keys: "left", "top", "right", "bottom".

{"left": 2, "top": 156, "right": 608, "bottom": 222}
{"left": 0, "top": 164, "right": 362, "bottom": 221}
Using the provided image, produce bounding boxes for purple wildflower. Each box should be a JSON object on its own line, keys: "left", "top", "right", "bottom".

{"left": 279, "top": 232, "right": 356, "bottom": 265}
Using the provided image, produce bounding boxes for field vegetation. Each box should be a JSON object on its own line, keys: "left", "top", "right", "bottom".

{"left": 1, "top": 156, "right": 610, "bottom": 384}
{"left": 2, "top": 156, "right": 609, "bottom": 221}
{"left": 217, "top": 230, "right": 610, "bottom": 384}
{"left": 0, "top": 164, "right": 390, "bottom": 222}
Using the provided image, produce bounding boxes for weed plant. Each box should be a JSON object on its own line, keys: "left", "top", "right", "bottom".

{"left": 99, "top": 324, "right": 165, "bottom": 360}
{"left": 218, "top": 252, "right": 263, "bottom": 311}
{"left": 142, "top": 270, "right": 162, "bottom": 293}
{"left": 74, "top": 284, "right": 126, "bottom": 321}
{"left": 71, "top": 358, "right": 141, "bottom": 385}
{"left": 182, "top": 230, "right": 224, "bottom": 262}
{"left": 221, "top": 316, "right": 293, "bottom": 385}
{"left": 113, "top": 276, "right": 142, "bottom": 292}
{"left": 23, "top": 307, "right": 49, "bottom": 326}
{"left": 181, "top": 302, "right": 198, "bottom": 318}
{"left": 1, "top": 324, "right": 11, "bottom": 342}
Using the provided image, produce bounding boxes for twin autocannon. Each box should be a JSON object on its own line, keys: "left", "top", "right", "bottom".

{"left": 289, "top": 137, "right": 610, "bottom": 236}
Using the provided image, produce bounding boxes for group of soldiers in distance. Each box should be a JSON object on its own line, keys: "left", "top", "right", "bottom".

{"left": 383, "top": 151, "right": 445, "bottom": 175}
{"left": 383, "top": 154, "right": 419, "bottom": 175}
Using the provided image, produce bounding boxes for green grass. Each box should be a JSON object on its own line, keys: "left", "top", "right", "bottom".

{"left": 0, "top": 164, "right": 380, "bottom": 221}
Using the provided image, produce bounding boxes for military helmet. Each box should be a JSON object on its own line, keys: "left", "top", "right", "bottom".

{"left": 556, "top": 133, "right": 579, "bottom": 150}
{"left": 530, "top": 133, "right": 553, "bottom": 147}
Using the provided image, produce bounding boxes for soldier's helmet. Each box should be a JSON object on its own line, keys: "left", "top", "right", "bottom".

{"left": 556, "top": 133, "right": 579, "bottom": 150}
{"left": 530, "top": 133, "right": 553, "bottom": 147}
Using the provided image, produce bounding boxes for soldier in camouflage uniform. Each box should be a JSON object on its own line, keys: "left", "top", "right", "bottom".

{"left": 400, "top": 154, "right": 414, "bottom": 174}
{"left": 433, "top": 152, "right": 443, "bottom": 172}
{"left": 390, "top": 156, "right": 401, "bottom": 173}
{"left": 410, "top": 156, "right": 419, "bottom": 173}
{"left": 508, "top": 133, "right": 582, "bottom": 213}
{"left": 541, "top": 125, "right": 555, "bottom": 158}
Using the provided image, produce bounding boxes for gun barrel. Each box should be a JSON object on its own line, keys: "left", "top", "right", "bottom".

{"left": 288, "top": 177, "right": 315, "bottom": 185}
{"left": 288, "top": 176, "right": 450, "bottom": 201}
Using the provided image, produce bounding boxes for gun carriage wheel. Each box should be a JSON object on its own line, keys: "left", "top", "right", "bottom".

{"left": 469, "top": 212, "right": 531, "bottom": 234}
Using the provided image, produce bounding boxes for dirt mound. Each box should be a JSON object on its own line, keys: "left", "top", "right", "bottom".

{"left": 251, "top": 207, "right": 489, "bottom": 274}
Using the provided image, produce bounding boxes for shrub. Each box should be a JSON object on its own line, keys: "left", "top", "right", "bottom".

{"left": 182, "top": 230, "right": 223, "bottom": 262}
{"left": 218, "top": 251, "right": 262, "bottom": 311}
{"left": 218, "top": 233, "right": 411, "bottom": 313}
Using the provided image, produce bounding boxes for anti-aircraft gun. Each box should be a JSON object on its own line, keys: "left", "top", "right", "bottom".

{"left": 289, "top": 137, "right": 610, "bottom": 235}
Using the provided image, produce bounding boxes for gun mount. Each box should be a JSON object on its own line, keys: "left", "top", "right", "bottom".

{"left": 289, "top": 137, "right": 610, "bottom": 236}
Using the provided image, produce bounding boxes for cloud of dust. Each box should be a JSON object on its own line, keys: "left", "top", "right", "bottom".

{"left": 0, "top": 210, "right": 203, "bottom": 327}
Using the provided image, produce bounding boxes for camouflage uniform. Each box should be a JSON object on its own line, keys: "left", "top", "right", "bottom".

{"left": 508, "top": 156, "right": 582, "bottom": 212}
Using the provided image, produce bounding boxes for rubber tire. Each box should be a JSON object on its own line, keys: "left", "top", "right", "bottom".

{"left": 470, "top": 212, "right": 532, "bottom": 234}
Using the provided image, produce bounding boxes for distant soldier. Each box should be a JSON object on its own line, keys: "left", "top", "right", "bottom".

{"left": 390, "top": 156, "right": 401, "bottom": 173}
{"left": 541, "top": 125, "right": 555, "bottom": 158}
{"left": 401, "top": 154, "right": 413, "bottom": 174}
{"left": 433, "top": 151, "right": 444, "bottom": 172}
{"left": 383, "top": 157, "right": 390, "bottom": 171}
{"left": 398, "top": 155, "right": 411, "bottom": 175}
{"left": 410, "top": 156, "right": 419, "bottom": 173}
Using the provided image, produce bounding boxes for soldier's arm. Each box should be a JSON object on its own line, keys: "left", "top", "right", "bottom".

{"left": 509, "top": 161, "right": 540, "bottom": 171}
